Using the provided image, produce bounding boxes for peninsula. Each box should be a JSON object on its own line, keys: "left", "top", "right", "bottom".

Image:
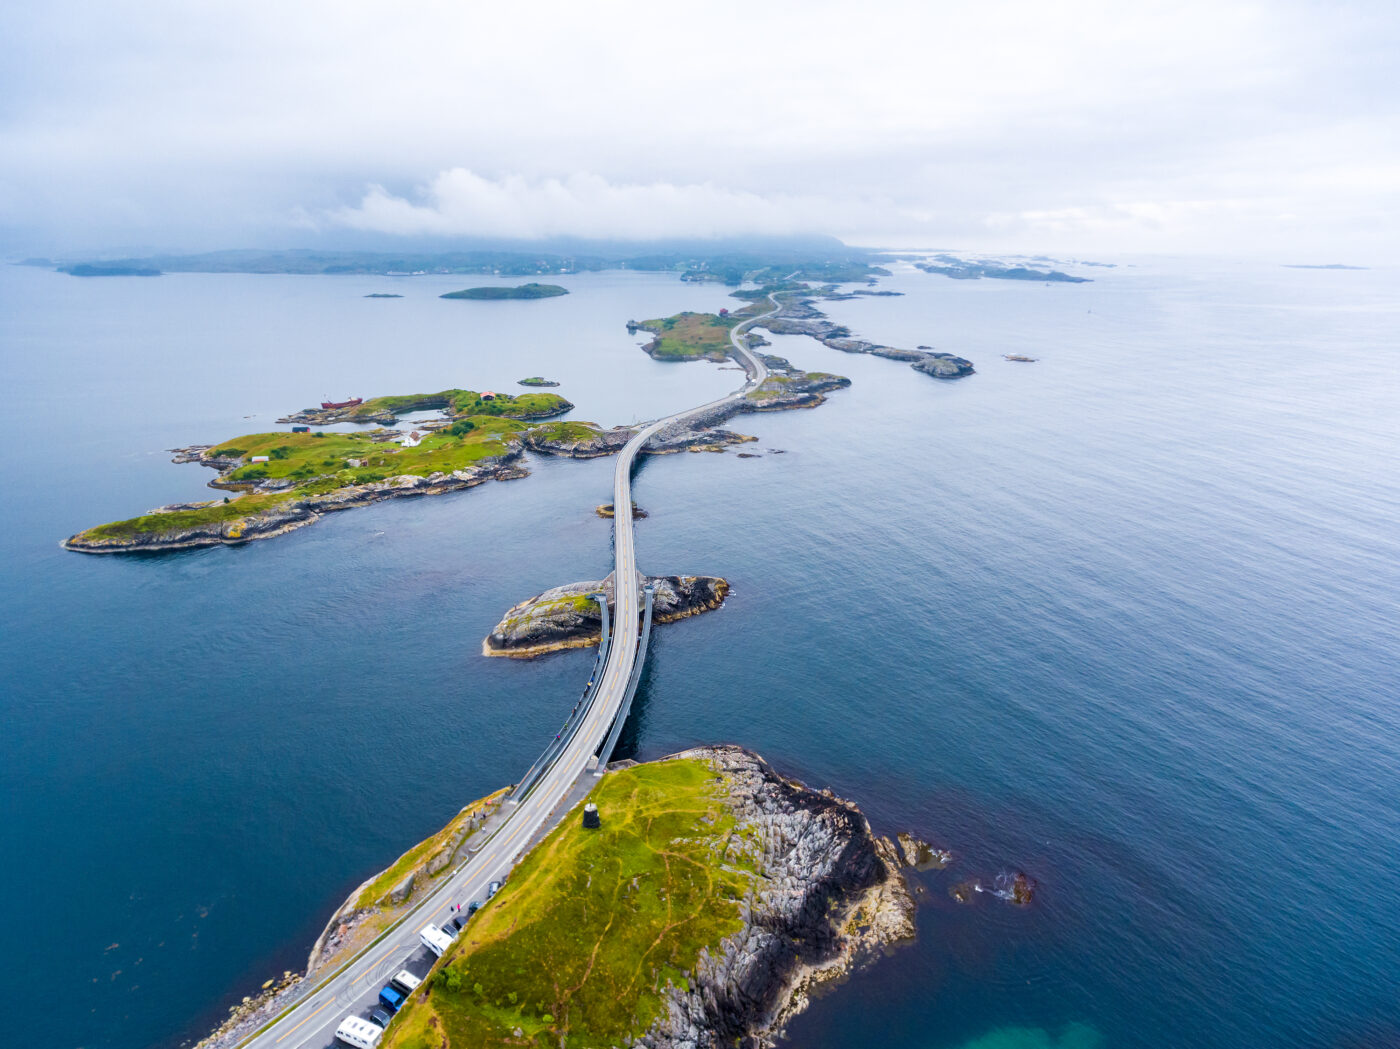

{"left": 196, "top": 748, "right": 926, "bottom": 1049}
{"left": 378, "top": 748, "right": 915, "bottom": 1049}
{"left": 440, "top": 283, "right": 568, "bottom": 300}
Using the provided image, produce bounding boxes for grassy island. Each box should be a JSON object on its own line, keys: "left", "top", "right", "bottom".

{"left": 441, "top": 283, "right": 568, "bottom": 300}
{"left": 517, "top": 376, "right": 560, "bottom": 387}
{"left": 383, "top": 759, "right": 752, "bottom": 1049}
{"left": 70, "top": 418, "right": 528, "bottom": 547}
{"left": 633, "top": 311, "right": 737, "bottom": 361}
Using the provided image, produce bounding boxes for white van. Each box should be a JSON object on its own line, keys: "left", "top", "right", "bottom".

{"left": 389, "top": 969, "right": 422, "bottom": 995}
{"left": 335, "top": 1016, "right": 383, "bottom": 1048}
{"left": 419, "top": 924, "right": 453, "bottom": 957}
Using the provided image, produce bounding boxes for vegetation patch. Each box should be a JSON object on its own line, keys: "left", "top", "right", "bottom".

{"left": 383, "top": 759, "right": 754, "bottom": 1049}
{"left": 635, "top": 311, "right": 737, "bottom": 361}
{"left": 342, "top": 389, "right": 571, "bottom": 421}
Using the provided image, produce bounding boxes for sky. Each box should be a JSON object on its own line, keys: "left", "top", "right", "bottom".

{"left": 2, "top": 0, "right": 1397, "bottom": 260}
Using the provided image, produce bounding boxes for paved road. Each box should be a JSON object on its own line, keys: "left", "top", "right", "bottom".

{"left": 234, "top": 298, "right": 778, "bottom": 1049}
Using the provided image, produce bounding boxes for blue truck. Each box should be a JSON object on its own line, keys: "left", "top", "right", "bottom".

{"left": 378, "top": 984, "right": 406, "bottom": 1014}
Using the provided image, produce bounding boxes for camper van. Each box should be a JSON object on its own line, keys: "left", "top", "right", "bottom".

{"left": 334, "top": 1016, "right": 383, "bottom": 1048}
{"left": 389, "top": 969, "right": 421, "bottom": 996}
{"left": 419, "top": 924, "right": 454, "bottom": 957}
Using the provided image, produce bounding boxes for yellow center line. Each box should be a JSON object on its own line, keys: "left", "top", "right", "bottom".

{"left": 274, "top": 998, "right": 330, "bottom": 1042}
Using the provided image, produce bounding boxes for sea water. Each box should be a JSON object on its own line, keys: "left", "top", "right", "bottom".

{"left": 0, "top": 258, "right": 1396, "bottom": 1049}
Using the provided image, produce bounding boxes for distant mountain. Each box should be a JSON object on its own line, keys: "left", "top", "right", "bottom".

{"left": 42, "top": 236, "right": 886, "bottom": 285}
{"left": 1283, "top": 263, "right": 1369, "bottom": 270}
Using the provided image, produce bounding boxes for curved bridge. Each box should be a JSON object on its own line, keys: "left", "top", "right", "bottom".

{"left": 234, "top": 298, "right": 777, "bottom": 1049}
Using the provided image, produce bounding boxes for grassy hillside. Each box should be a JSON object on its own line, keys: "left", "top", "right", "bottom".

{"left": 383, "top": 759, "right": 755, "bottom": 1049}
{"left": 636, "top": 311, "right": 737, "bottom": 361}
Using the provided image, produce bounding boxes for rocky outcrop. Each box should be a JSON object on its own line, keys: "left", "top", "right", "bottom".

{"left": 523, "top": 422, "right": 757, "bottom": 459}
{"left": 483, "top": 574, "right": 729, "bottom": 658}
{"left": 523, "top": 424, "right": 634, "bottom": 458}
{"left": 739, "top": 355, "right": 852, "bottom": 411}
{"left": 63, "top": 449, "right": 529, "bottom": 553}
{"left": 911, "top": 352, "right": 975, "bottom": 379}
{"left": 596, "top": 502, "right": 648, "bottom": 518}
{"left": 640, "top": 746, "right": 915, "bottom": 1049}
{"left": 755, "top": 296, "right": 974, "bottom": 380}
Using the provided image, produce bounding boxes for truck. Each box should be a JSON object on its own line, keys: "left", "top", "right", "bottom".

{"left": 378, "top": 984, "right": 406, "bottom": 1013}
{"left": 419, "top": 924, "right": 453, "bottom": 957}
{"left": 334, "top": 1016, "right": 383, "bottom": 1048}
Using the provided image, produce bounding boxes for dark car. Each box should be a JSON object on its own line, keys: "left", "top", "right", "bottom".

{"left": 487, "top": 879, "right": 503, "bottom": 898}
{"left": 467, "top": 900, "right": 482, "bottom": 915}
{"left": 369, "top": 1008, "right": 393, "bottom": 1029}
{"left": 449, "top": 914, "right": 466, "bottom": 932}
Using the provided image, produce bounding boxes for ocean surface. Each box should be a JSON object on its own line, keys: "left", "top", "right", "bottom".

{"left": 1, "top": 258, "right": 1397, "bottom": 1049}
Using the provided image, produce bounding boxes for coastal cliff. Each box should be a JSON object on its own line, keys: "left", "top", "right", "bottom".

{"left": 637, "top": 746, "right": 916, "bottom": 1049}
{"left": 483, "top": 574, "right": 729, "bottom": 657}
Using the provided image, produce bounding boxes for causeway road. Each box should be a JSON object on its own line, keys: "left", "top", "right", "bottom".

{"left": 233, "top": 297, "right": 778, "bottom": 1049}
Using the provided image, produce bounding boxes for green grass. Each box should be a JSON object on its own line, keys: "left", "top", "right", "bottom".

{"left": 526, "top": 420, "right": 605, "bottom": 443}
{"left": 80, "top": 490, "right": 299, "bottom": 541}
{"left": 75, "top": 418, "right": 529, "bottom": 542}
{"left": 345, "top": 389, "right": 570, "bottom": 421}
{"left": 383, "top": 759, "right": 756, "bottom": 1049}
{"left": 636, "top": 312, "right": 737, "bottom": 361}
{"left": 440, "top": 283, "right": 569, "bottom": 300}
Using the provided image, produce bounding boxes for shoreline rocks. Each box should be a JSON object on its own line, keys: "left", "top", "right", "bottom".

{"left": 483, "top": 574, "right": 729, "bottom": 658}
{"left": 640, "top": 746, "right": 916, "bottom": 1049}
{"left": 755, "top": 296, "right": 975, "bottom": 379}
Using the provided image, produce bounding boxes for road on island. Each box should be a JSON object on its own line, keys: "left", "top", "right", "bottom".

{"left": 233, "top": 297, "right": 778, "bottom": 1049}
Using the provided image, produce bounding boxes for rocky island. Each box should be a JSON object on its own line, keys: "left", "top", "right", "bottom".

{"left": 484, "top": 574, "right": 729, "bottom": 657}
{"left": 913, "top": 254, "right": 1090, "bottom": 283}
{"left": 517, "top": 376, "right": 560, "bottom": 386}
{"left": 440, "top": 282, "right": 569, "bottom": 300}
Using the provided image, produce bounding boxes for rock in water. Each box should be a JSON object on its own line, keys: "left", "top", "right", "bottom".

{"left": 483, "top": 574, "right": 729, "bottom": 657}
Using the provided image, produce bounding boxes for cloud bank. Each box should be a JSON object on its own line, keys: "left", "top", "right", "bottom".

{"left": 330, "top": 170, "right": 888, "bottom": 241}
{"left": 2, "top": 0, "right": 1397, "bottom": 258}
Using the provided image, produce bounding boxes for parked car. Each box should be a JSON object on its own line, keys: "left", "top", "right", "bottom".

{"left": 487, "top": 880, "right": 503, "bottom": 898}
{"left": 378, "top": 984, "right": 406, "bottom": 1013}
{"left": 467, "top": 900, "right": 482, "bottom": 915}
{"left": 449, "top": 914, "right": 466, "bottom": 932}
{"left": 368, "top": 1008, "right": 393, "bottom": 1029}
